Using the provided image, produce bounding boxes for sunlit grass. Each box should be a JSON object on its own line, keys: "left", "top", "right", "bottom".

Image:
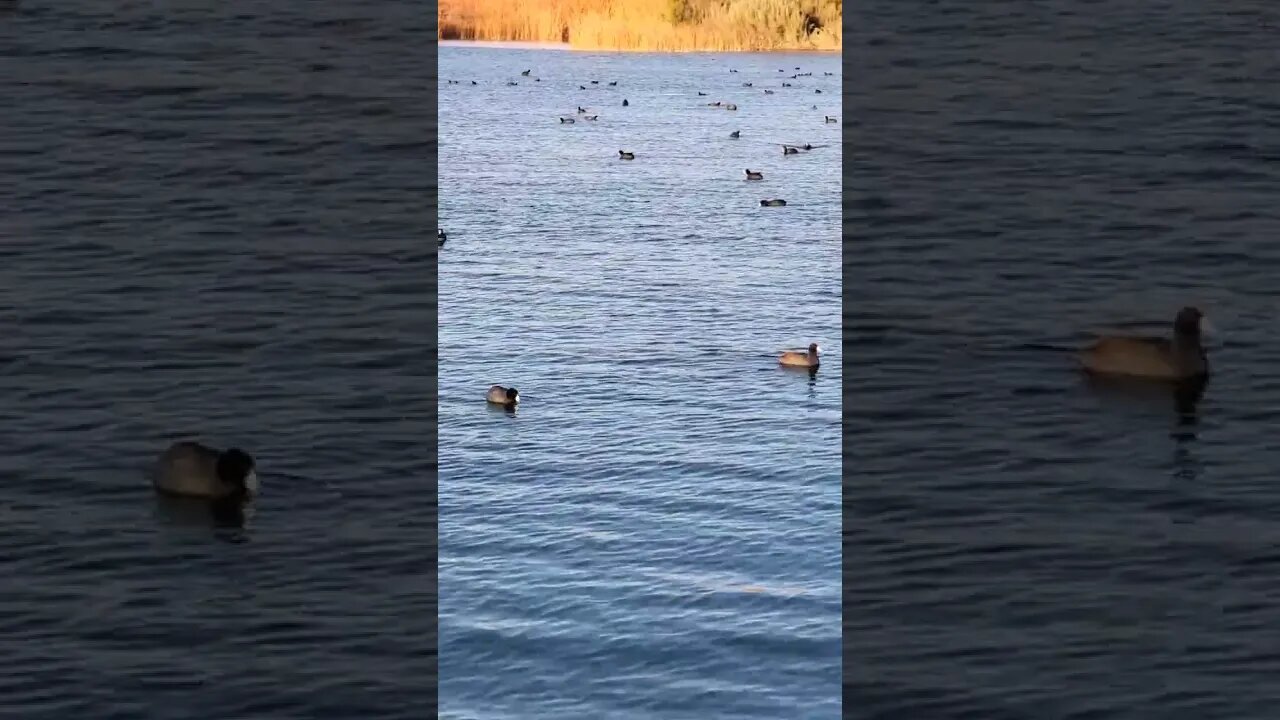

{"left": 438, "top": 0, "right": 841, "bottom": 52}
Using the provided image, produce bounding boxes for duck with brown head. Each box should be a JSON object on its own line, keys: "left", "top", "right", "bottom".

{"left": 1079, "top": 306, "right": 1210, "bottom": 381}
{"left": 779, "top": 343, "right": 820, "bottom": 368}
{"left": 154, "top": 442, "right": 259, "bottom": 501}
{"left": 487, "top": 385, "right": 520, "bottom": 407}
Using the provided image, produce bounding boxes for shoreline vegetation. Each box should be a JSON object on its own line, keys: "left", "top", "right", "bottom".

{"left": 438, "top": 0, "right": 841, "bottom": 52}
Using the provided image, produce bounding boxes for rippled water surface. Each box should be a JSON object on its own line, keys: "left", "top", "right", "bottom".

{"left": 851, "top": 3, "right": 1280, "bottom": 718}
{"left": 439, "top": 45, "right": 841, "bottom": 719}
{"left": 1, "top": 3, "right": 432, "bottom": 718}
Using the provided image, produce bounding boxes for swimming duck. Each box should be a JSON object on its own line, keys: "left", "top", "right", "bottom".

{"left": 584, "top": 115, "right": 598, "bottom": 120}
{"left": 815, "top": 89, "right": 823, "bottom": 94}
{"left": 579, "top": 85, "right": 586, "bottom": 89}
{"left": 590, "top": 80, "right": 599, "bottom": 84}
{"left": 1079, "top": 307, "right": 1210, "bottom": 381}
{"left": 438, "top": 229, "right": 446, "bottom": 246}
{"left": 783, "top": 146, "right": 800, "bottom": 155}
{"left": 708, "top": 101, "right": 722, "bottom": 106}
{"left": 744, "top": 169, "right": 763, "bottom": 180}
{"left": 697, "top": 91, "right": 707, "bottom": 96}
{"left": 153, "top": 442, "right": 259, "bottom": 500}
{"left": 725, "top": 103, "right": 738, "bottom": 111}
{"left": 507, "top": 81, "right": 518, "bottom": 86}
{"left": 779, "top": 343, "right": 820, "bottom": 368}
{"left": 743, "top": 82, "right": 753, "bottom": 87}
{"left": 559, "top": 117, "right": 575, "bottom": 123}
{"left": 521, "top": 69, "right": 531, "bottom": 76}
{"left": 577, "top": 106, "right": 587, "bottom": 113}
{"left": 622, "top": 98, "right": 629, "bottom": 106}
{"left": 471, "top": 80, "right": 477, "bottom": 85}
{"left": 618, "top": 150, "right": 635, "bottom": 160}
{"left": 487, "top": 385, "right": 520, "bottom": 407}
{"left": 764, "top": 89, "right": 775, "bottom": 94}
{"left": 760, "top": 199, "right": 787, "bottom": 207}
{"left": 608, "top": 81, "right": 617, "bottom": 86}
{"left": 729, "top": 130, "right": 740, "bottom": 138}
{"left": 783, "top": 82, "right": 792, "bottom": 87}
{"left": 825, "top": 116, "right": 837, "bottom": 123}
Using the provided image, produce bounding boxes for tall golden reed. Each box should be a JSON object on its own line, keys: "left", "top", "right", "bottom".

{"left": 439, "top": 0, "right": 841, "bottom": 52}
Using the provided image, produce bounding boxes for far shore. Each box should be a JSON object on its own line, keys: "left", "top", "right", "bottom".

{"left": 438, "top": 0, "right": 841, "bottom": 53}
{"left": 438, "top": 39, "right": 839, "bottom": 55}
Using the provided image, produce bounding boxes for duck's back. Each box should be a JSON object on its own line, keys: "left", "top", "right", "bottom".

{"left": 779, "top": 350, "right": 816, "bottom": 367}
{"left": 154, "top": 441, "right": 226, "bottom": 498}
{"left": 1080, "top": 336, "right": 1188, "bottom": 379}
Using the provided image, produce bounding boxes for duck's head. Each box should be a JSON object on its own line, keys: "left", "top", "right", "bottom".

{"left": 217, "top": 448, "right": 258, "bottom": 497}
{"left": 506, "top": 387, "right": 520, "bottom": 403}
{"left": 1174, "top": 306, "right": 1209, "bottom": 338}
{"left": 809, "top": 343, "right": 820, "bottom": 355}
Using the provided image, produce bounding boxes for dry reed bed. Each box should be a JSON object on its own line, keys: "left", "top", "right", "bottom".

{"left": 439, "top": 0, "right": 841, "bottom": 52}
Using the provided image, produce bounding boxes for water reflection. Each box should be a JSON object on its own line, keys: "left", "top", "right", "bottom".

{"left": 152, "top": 494, "right": 253, "bottom": 543}
{"left": 1082, "top": 373, "right": 1207, "bottom": 420}
{"left": 486, "top": 402, "right": 518, "bottom": 418}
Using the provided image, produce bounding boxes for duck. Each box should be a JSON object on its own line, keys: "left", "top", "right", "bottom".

{"left": 622, "top": 98, "right": 629, "bottom": 106}
{"left": 521, "top": 69, "right": 531, "bottom": 76}
{"left": 782, "top": 82, "right": 793, "bottom": 87}
{"left": 618, "top": 150, "right": 635, "bottom": 160}
{"left": 507, "top": 81, "right": 518, "bottom": 86}
{"left": 744, "top": 169, "right": 763, "bottom": 180}
{"left": 764, "top": 89, "right": 775, "bottom": 94}
{"left": 577, "top": 106, "right": 587, "bottom": 114}
{"left": 825, "top": 116, "right": 837, "bottom": 123}
{"left": 608, "top": 81, "right": 617, "bottom": 86}
{"left": 697, "top": 91, "right": 707, "bottom": 96}
{"left": 760, "top": 199, "right": 787, "bottom": 207}
{"left": 708, "top": 101, "right": 722, "bottom": 107}
{"left": 729, "top": 130, "right": 740, "bottom": 138}
{"left": 743, "top": 82, "right": 753, "bottom": 87}
{"left": 725, "top": 103, "right": 738, "bottom": 111}
{"left": 487, "top": 385, "right": 520, "bottom": 407}
{"left": 584, "top": 115, "right": 598, "bottom": 121}
{"left": 779, "top": 343, "right": 820, "bottom": 368}
{"left": 153, "top": 442, "right": 259, "bottom": 500}
{"left": 590, "top": 80, "right": 599, "bottom": 84}
{"left": 815, "top": 89, "right": 823, "bottom": 94}
{"left": 1079, "top": 307, "right": 1210, "bottom": 381}
{"left": 579, "top": 85, "right": 587, "bottom": 89}
{"left": 470, "top": 80, "right": 478, "bottom": 85}
{"left": 438, "top": 229, "right": 447, "bottom": 246}
{"left": 783, "top": 146, "right": 800, "bottom": 155}
{"left": 559, "top": 117, "right": 575, "bottom": 123}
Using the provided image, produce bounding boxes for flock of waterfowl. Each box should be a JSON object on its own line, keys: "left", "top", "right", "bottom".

{"left": 441, "top": 61, "right": 837, "bottom": 410}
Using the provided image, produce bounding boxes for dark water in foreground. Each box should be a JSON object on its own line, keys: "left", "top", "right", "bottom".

{"left": 850, "top": 3, "right": 1280, "bottom": 718}
{"left": 1, "top": 3, "right": 433, "bottom": 718}
{"left": 439, "top": 47, "right": 841, "bottom": 719}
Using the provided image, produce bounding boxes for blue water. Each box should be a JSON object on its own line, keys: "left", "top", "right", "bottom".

{"left": 438, "top": 46, "right": 842, "bottom": 719}
{"left": 1, "top": 3, "right": 433, "bottom": 718}
{"left": 851, "top": 3, "right": 1280, "bottom": 717}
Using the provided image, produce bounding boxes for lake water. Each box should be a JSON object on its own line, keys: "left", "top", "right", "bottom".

{"left": 1, "top": 3, "right": 433, "bottom": 718}
{"left": 438, "top": 46, "right": 842, "bottom": 719}
{"left": 851, "top": 3, "right": 1280, "bottom": 717}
